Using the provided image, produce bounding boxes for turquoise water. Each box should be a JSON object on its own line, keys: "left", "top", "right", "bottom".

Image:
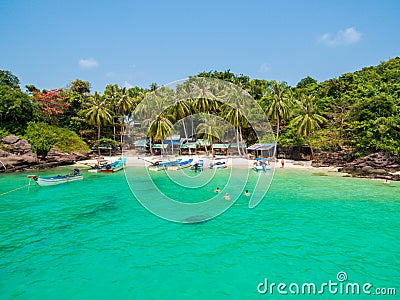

{"left": 0, "top": 167, "right": 399, "bottom": 299}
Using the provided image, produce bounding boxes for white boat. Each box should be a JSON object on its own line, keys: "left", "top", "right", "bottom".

{"left": 209, "top": 159, "right": 227, "bottom": 169}
{"left": 28, "top": 171, "right": 83, "bottom": 186}
{"left": 253, "top": 165, "right": 271, "bottom": 172}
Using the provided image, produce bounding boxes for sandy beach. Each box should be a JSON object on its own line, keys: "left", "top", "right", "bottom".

{"left": 74, "top": 154, "right": 338, "bottom": 171}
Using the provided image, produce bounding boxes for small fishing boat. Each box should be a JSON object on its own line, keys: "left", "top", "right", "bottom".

{"left": 28, "top": 169, "right": 83, "bottom": 186}
{"left": 190, "top": 160, "right": 204, "bottom": 172}
{"left": 148, "top": 160, "right": 171, "bottom": 171}
{"left": 100, "top": 158, "right": 126, "bottom": 173}
{"left": 253, "top": 164, "right": 271, "bottom": 172}
{"left": 209, "top": 159, "right": 227, "bottom": 169}
{"left": 252, "top": 159, "right": 271, "bottom": 172}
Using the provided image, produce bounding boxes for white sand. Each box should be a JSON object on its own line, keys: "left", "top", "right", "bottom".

{"left": 75, "top": 153, "right": 338, "bottom": 172}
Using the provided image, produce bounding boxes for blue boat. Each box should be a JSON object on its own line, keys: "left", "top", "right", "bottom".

{"left": 101, "top": 158, "right": 126, "bottom": 173}
{"left": 190, "top": 160, "right": 204, "bottom": 172}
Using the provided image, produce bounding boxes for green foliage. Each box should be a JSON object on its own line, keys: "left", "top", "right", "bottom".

{"left": 1, "top": 57, "right": 400, "bottom": 157}
{"left": 0, "top": 128, "right": 10, "bottom": 139}
{"left": 0, "top": 83, "right": 39, "bottom": 134}
{"left": 25, "top": 122, "right": 89, "bottom": 156}
{"left": 0, "top": 70, "right": 20, "bottom": 90}
{"left": 289, "top": 57, "right": 400, "bottom": 155}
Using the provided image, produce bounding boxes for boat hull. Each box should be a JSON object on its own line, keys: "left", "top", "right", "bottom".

{"left": 36, "top": 175, "right": 83, "bottom": 186}
{"left": 253, "top": 165, "right": 271, "bottom": 172}
{"left": 100, "top": 166, "right": 124, "bottom": 173}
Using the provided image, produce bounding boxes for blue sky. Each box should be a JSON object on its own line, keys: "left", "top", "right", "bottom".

{"left": 1, "top": 0, "right": 399, "bottom": 92}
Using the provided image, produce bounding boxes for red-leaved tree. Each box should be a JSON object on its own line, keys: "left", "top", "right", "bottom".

{"left": 33, "top": 89, "right": 69, "bottom": 124}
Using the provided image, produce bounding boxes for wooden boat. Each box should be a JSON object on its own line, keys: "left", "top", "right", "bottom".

{"left": 148, "top": 160, "right": 171, "bottom": 171}
{"left": 190, "top": 160, "right": 204, "bottom": 172}
{"left": 252, "top": 159, "right": 271, "bottom": 172}
{"left": 209, "top": 159, "right": 227, "bottom": 169}
{"left": 100, "top": 158, "right": 126, "bottom": 173}
{"left": 253, "top": 164, "right": 271, "bottom": 172}
{"left": 149, "top": 158, "right": 194, "bottom": 171}
{"left": 28, "top": 169, "right": 83, "bottom": 186}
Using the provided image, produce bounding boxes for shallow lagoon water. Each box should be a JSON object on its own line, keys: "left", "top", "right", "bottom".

{"left": 0, "top": 167, "right": 399, "bottom": 299}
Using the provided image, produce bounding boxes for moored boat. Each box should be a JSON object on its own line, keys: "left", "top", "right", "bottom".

{"left": 100, "top": 158, "right": 126, "bottom": 173}
{"left": 209, "top": 159, "right": 227, "bottom": 169}
{"left": 28, "top": 169, "right": 83, "bottom": 186}
{"left": 252, "top": 159, "right": 271, "bottom": 172}
{"left": 190, "top": 159, "right": 204, "bottom": 172}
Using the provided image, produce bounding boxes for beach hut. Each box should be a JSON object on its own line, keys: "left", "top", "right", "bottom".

{"left": 152, "top": 143, "right": 168, "bottom": 155}
{"left": 133, "top": 139, "right": 149, "bottom": 153}
{"left": 212, "top": 143, "right": 229, "bottom": 156}
{"left": 196, "top": 139, "right": 211, "bottom": 154}
{"left": 247, "top": 143, "right": 275, "bottom": 159}
{"left": 229, "top": 142, "right": 247, "bottom": 155}
{"left": 163, "top": 135, "right": 181, "bottom": 155}
{"left": 179, "top": 142, "right": 197, "bottom": 155}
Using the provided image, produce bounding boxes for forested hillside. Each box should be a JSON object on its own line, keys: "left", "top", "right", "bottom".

{"left": 0, "top": 57, "right": 399, "bottom": 157}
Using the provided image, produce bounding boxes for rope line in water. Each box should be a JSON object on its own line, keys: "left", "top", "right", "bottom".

{"left": 0, "top": 180, "right": 36, "bottom": 197}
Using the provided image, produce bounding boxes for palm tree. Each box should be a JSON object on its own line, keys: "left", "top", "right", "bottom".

{"left": 196, "top": 114, "right": 224, "bottom": 154}
{"left": 262, "top": 81, "right": 292, "bottom": 157}
{"left": 169, "top": 99, "right": 191, "bottom": 140}
{"left": 85, "top": 92, "right": 113, "bottom": 155}
{"left": 290, "top": 94, "right": 326, "bottom": 158}
{"left": 148, "top": 114, "right": 173, "bottom": 156}
{"left": 103, "top": 84, "right": 120, "bottom": 141}
{"left": 222, "top": 103, "right": 244, "bottom": 156}
{"left": 117, "top": 87, "right": 135, "bottom": 146}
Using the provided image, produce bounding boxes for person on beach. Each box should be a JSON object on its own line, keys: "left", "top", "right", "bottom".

{"left": 215, "top": 187, "right": 221, "bottom": 193}
{"left": 245, "top": 190, "right": 250, "bottom": 196}
{"left": 224, "top": 193, "right": 231, "bottom": 200}
{"left": 281, "top": 159, "right": 285, "bottom": 168}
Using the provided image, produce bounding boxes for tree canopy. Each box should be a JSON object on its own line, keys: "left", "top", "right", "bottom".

{"left": 0, "top": 57, "right": 399, "bottom": 156}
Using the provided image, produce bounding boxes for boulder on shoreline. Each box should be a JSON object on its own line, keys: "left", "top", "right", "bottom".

{"left": 0, "top": 135, "right": 91, "bottom": 173}
{"left": 338, "top": 152, "right": 400, "bottom": 181}
{"left": 279, "top": 146, "right": 400, "bottom": 181}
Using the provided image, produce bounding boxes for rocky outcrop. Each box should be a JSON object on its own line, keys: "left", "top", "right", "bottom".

{"left": 339, "top": 152, "right": 400, "bottom": 181}
{"left": 277, "top": 146, "right": 312, "bottom": 160}
{"left": 312, "top": 150, "right": 356, "bottom": 167}
{"left": 0, "top": 135, "right": 90, "bottom": 173}
{"left": 282, "top": 145, "right": 400, "bottom": 181}
{"left": 0, "top": 135, "right": 38, "bottom": 172}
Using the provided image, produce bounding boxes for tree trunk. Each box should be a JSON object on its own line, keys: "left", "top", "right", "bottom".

{"left": 97, "top": 124, "right": 101, "bottom": 156}
{"left": 273, "top": 115, "right": 280, "bottom": 158}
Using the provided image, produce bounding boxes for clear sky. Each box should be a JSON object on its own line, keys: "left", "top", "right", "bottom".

{"left": 1, "top": 0, "right": 399, "bottom": 92}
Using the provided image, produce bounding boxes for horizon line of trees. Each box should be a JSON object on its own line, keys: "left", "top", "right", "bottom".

{"left": 1, "top": 56, "right": 399, "bottom": 157}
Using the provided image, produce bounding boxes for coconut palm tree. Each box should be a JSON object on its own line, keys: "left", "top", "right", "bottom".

{"left": 117, "top": 87, "right": 135, "bottom": 146}
{"left": 148, "top": 114, "right": 173, "bottom": 156}
{"left": 290, "top": 94, "right": 326, "bottom": 158}
{"left": 103, "top": 84, "right": 120, "bottom": 141}
{"left": 85, "top": 92, "right": 113, "bottom": 155}
{"left": 196, "top": 114, "right": 224, "bottom": 154}
{"left": 262, "top": 81, "right": 292, "bottom": 157}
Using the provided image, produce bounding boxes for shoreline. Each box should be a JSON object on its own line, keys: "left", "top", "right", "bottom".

{"left": 74, "top": 155, "right": 338, "bottom": 171}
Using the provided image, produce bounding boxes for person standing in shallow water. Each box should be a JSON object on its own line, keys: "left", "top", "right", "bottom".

{"left": 224, "top": 193, "right": 231, "bottom": 200}
{"left": 281, "top": 159, "right": 285, "bottom": 168}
